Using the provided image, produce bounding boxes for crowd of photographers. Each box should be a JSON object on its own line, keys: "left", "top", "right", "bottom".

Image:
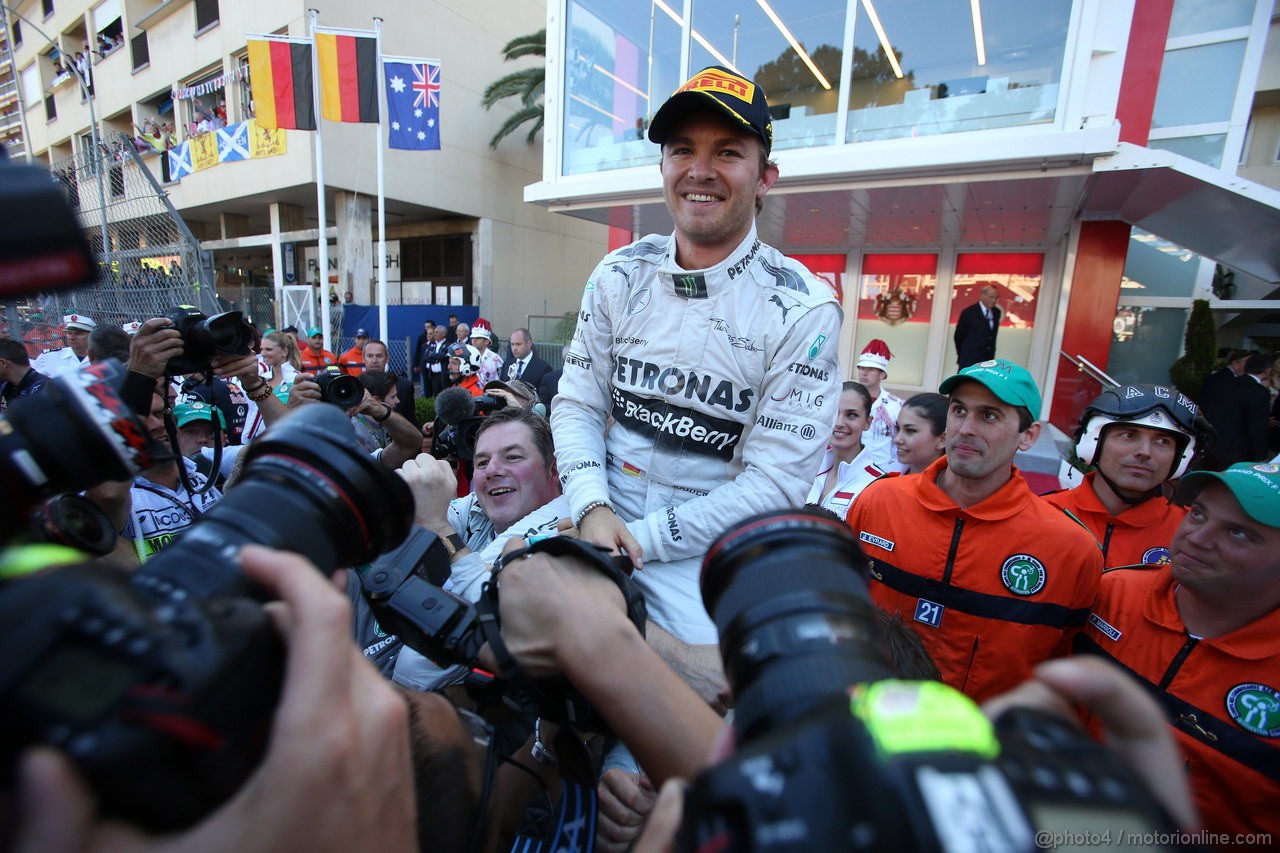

{"left": 3, "top": 299, "right": 1274, "bottom": 852}
{"left": 3, "top": 64, "right": 1278, "bottom": 852}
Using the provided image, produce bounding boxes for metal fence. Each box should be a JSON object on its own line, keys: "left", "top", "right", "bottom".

{"left": 21, "top": 131, "right": 215, "bottom": 329}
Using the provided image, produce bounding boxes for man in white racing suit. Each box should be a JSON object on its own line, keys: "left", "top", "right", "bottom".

{"left": 551, "top": 66, "right": 842, "bottom": 697}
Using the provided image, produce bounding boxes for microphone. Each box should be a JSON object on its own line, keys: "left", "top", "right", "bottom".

{"left": 435, "top": 386, "right": 476, "bottom": 427}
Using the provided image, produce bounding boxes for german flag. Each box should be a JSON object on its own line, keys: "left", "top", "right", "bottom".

{"left": 315, "top": 32, "right": 379, "bottom": 123}
{"left": 247, "top": 38, "right": 316, "bottom": 131}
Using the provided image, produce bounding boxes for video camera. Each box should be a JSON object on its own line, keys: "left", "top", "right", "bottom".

{"left": 431, "top": 386, "right": 507, "bottom": 461}
{"left": 678, "top": 510, "right": 1194, "bottom": 852}
{"left": 0, "top": 403, "right": 413, "bottom": 831}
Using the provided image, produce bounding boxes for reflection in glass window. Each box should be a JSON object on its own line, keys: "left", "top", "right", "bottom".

{"left": 846, "top": 0, "right": 1070, "bottom": 142}
{"left": 563, "top": 0, "right": 683, "bottom": 175}
{"left": 1152, "top": 41, "right": 1245, "bottom": 129}
{"left": 1120, "top": 230, "right": 1198, "bottom": 299}
{"left": 690, "top": 0, "right": 846, "bottom": 151}
{"left": 945, "top": 253, "right": 1042, "bottom": 371}
{"left": 1167, "top": 0, "right": 1255, "bottom": 39}
{"left": 855, "top": 254, "right": 938, "bottom": 386}
{"left": 1107, "top": 306, "right": 1188, "bottom": 387}
{"left": 1149, "top": 134, "right": 1227, "bottom": 169}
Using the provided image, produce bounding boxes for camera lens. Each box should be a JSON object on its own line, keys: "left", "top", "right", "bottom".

{"left": 203, "top": 312, "right": 254, "bottom": 356}
{"left": 143, "top": 404, "right": 413, "bottom": 600}
{"left": 318, "top": 372, "right": 363, "bottom": 408}
{"left": 701, "top": 510, "right": 890, "bottom": 739}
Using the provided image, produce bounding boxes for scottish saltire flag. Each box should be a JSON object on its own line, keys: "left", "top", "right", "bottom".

{"left": 383, "top": 58, "right": 441, "bottom": 151}
{"left": 216, "top": 121, "right": 251, "bottom": 162}
{"left": 168, "top": 142, "right": 193, "bottom": 180}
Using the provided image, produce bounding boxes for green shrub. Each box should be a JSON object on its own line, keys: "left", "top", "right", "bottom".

{"left": 1168, "top": 299, "right": 1216, "bottom": 401}
{"left": 414, "top": 395, "right": 435, "bottom": 428}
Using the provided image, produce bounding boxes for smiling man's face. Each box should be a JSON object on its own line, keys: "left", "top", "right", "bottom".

{"left": 660, "top": 112, "right": 777, "bottom": 269}
{"left": 471, "top": 421, "right": 559, "bottom": 534}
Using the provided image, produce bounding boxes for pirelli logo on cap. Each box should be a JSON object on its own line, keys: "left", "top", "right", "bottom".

{"left": 678, "top": 69, "right": 755, "bottom": 105}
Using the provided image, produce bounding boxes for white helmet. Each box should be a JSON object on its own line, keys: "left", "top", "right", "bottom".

{"left": 1075, "top": 384, "right": 1214, "bottom": 480}
{"left": 448, "top": 343, "right": 482, "bottom": 376}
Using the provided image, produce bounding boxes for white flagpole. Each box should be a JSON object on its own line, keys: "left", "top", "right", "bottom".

{"left": 309, "top": 7, "right": 332, "bottom": 353}
{"left": 374, "top": 17, "right": 389, "bottom": 345}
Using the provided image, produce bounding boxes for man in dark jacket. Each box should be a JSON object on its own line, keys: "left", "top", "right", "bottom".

{"left": 499, "top": 327, "right": 552, "bottom": 390}
{"left": 1204, "top": 353, "right": 1271, "bottom": 468}
{"left": 953, "top": 284, "right": 1001, "bottom": 369}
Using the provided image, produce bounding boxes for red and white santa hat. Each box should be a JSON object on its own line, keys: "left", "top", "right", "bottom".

{"left": 856, "top": 339, "right": 893, "bottom": 374}
{"left": 63, "top": 313, "right": 96, "bottom": 331}
{"left": 470, "top": 318, "right": 493, "bottom": 341}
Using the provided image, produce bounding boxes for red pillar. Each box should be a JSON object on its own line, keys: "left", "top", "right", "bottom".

{"left": 1047, "top": 0, "right": 1174, "bottom": 432}
{"left": 1049, "top": 221, "right": 1131, "bottom": 435}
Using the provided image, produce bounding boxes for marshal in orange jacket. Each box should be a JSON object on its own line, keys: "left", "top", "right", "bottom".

{"left": 1043, "top": 472, "right": 1186, "bottom": 569}
{"left": 1077, "top": 567, "right": 1280, "bottom": 838}
{"left": 847, "top": 458, "right": 1102, "bottom": 703}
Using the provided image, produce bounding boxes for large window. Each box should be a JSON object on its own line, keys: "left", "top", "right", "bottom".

{"left": 691, "top": 0, "right": 846, "bottom": 150}
{"left": 1106, "top": 307, "right": 1187, "bottom": 387}
{"left": 854, "top": 253, "right": 938, "bottom": 387}
{"left": 846, "top": 0, "right": 1071, "bottom": 142}
{"left": 560, "top": 0, "right": 1074, "bottom": 176}
{"left": 562, "top": 0, "right": 683, "bottom": 175}
{"left": 194, "top": 0, "right": 219, "bottom": 34}
{"left": 944, "top": 252, "right": 1043, "bottom": 371}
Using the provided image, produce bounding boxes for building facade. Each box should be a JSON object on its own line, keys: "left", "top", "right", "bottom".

{"left": 7, "top": 0, "right": 608, "bottom": 342}
{"left": 527, "top": 0, "right": 1280, "bottom": 433}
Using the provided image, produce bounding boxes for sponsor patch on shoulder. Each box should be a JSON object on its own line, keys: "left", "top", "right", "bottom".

{"left": 1088, "top": 612, "right": 1122, "bottom": 642}
{"left": 859, "top": 530, "right": 894, "bottom": 551}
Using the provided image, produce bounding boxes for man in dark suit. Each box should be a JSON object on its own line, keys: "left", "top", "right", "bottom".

{"left": 1198, "top": 349, "right": 1250, "bottom": 412}
{"left": 954, "top": 284, "right": 1001, "bottom": 369}
{"left": 420, "top": 327, "right": 451, "bottom": 398}
{"left": 500, "top": 327, "right": 552, "bottom": 390}
{"left": 1204, "top": 353, "right": 1271, "bottom": 469}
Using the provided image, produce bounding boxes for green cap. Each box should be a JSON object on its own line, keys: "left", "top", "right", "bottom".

{"left": 173, "top": 401, "right": 226, "bottom": 429}
{"left": 939, "top": 359, "right": 1042, "bottom": 416}
{"left": 307, "top": 326, "right": 323, "bottom": 338}
{"left": 1181, "top": 462, "right": 1280, "bottom": 527}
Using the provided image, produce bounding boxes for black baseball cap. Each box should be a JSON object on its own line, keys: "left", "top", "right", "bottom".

{"left": 648, "top": 66, "right": 773, "bottom": 156}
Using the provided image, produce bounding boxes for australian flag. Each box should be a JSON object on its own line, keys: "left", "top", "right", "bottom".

{"left": 384, "top": 59, "right": 441, "bottom": 151}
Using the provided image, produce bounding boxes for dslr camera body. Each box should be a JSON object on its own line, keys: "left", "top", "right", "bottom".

{"left": 163, "top": 305, "right": 255, "bottom": 375}
{"left": 679, "top": 511, "right": 1195, "bottom": 852}
{"left": 0, "top": 405, "right": 413, "bottom": 832}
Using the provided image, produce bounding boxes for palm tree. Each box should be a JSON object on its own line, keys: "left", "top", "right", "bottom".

{"left": 482, "top": 29, "right": 545, "bottom": 149}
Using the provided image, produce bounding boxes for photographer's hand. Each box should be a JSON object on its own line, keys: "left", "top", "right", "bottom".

{"left": 597, "top": 769, "right": 657, "bottom": 853}
{"left": 286, "top": 374, "right": 320, "bottom": 408}
{"left": 12, "top": 546, "right": 417, "bottom": 853}
{"left": 982, "top": 655, "right": 1199, "bottom": 831}
{"left": 128, "top": 318, "right": 184, "bottom": 378}
{"left": 488, "top": 543, "right": 721, "bottom": 785}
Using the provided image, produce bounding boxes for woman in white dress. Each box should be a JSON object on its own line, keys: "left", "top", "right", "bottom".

{"left": 805, "top": 381, "right": 884, "bottom": 520}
